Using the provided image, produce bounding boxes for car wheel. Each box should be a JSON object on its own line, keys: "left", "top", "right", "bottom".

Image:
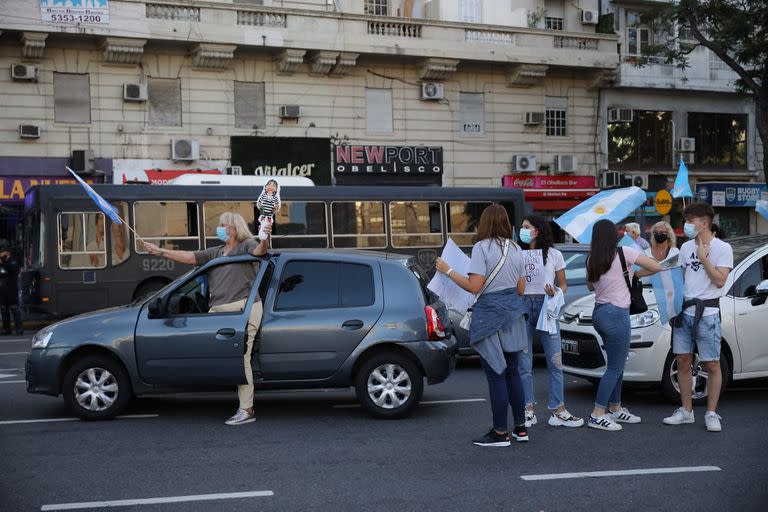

{"left": 355, "top": 353, "right": 423, "bottom": 419}
{"left": 661, "top": 351, "right": 730, "bottom": 406}
{"left": 62, "top": 355, "right": 132, "bottom": 420}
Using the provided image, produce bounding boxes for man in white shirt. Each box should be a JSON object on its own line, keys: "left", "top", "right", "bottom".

{"left": 663, "top": 203, "right": 733, "bottom": 432}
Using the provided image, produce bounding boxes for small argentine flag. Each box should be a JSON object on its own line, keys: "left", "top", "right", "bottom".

{"left": 66, "top": 167, "right": 123, "bottom": 225}
{"left": 672, "top": 158, "right": 693, "bottom": 199}
{"left": 757, "top": 199, "right": 768, "bottom": 221}
{"left": 651, "top": 266, "right": 684, "bottom": 325}
{"left": 555, "top": 186, "right": 646, "bottom": 244}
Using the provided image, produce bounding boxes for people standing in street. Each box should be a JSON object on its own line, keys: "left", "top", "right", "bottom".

{"left": 143, "top": 213, "right": 271, "bottom": 426}
{"left": 435, "top": 204, "right": 529, "bottom": 447}
{"left": 586, "top": 220, "right": 662, "bottom": 431}
{"left": 625, "top": 222, "right": 650, "bottom": 251}
{"left": 663, "top": 203, "right": 733, "bottom": 432}
{"left": 0, "top": 247, "right": 22, "bottom": 335}
{"left": 517, "top": 215, "right": 583, "bottom": 428}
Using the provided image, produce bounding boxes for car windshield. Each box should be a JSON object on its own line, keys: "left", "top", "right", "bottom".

{"left": 728, "top": 235, "right": 768, "bottom": 266}
{"left": 561, "top": 249, "right": 588, "bottom": 287}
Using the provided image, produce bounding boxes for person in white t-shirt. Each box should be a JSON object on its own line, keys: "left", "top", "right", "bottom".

{"left": 663, "top": 203, "right": 733, "bottom": 432}
{"left": 517, "top": 215, "right": 584, "bottom": 428}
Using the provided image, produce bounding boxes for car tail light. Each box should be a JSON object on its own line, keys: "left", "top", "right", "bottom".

{"left": 425, "top": 305, "right": 446, "bottom": 340}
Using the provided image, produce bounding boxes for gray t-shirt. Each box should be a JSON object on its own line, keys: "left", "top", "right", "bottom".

{"left": 194, "top": 239, "right": 261, "bottom": 307}
{"left": 468, "top": 238, "right": 523, "bottom": 294}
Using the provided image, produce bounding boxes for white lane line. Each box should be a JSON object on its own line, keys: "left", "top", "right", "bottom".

{"left": 521, "top": 466, "right": 721, "bottom": 481}
{"left": 40, "top": 490, "right": 274, "bottom": 510}
{"left": 0, "top": 380, "right": 26, "bottom": 384}
{"left": 0, "top": 368, "right": 23, "bottom": 371}
{"left": 0, "top": 338, "right": 30, "bottom": 343}
{"left": 0, "top": 352, "right": 27, "bottom": 355}
{"left": 333, "top": 398, "right": 485, "bottom": 409}
{"left": 0, "top": 414, "right": 159, "bottom": 426}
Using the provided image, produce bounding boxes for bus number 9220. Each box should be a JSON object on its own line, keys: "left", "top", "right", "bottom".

{"left": 142, "top": 259, "right": 175, "bottom": 272}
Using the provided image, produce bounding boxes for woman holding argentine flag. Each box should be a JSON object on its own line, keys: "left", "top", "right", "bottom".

{"left": 586, "top": 220, "right": 662, "bottom": 431}
{"left": 636, "top": 221, "right": 680, "bottom": 277}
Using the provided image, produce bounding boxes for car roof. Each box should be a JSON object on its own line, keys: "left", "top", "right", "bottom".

{"left": 269, "top": 248, "right": 410, "bottom": 261}
{"left": 554, "top": 243, "right": 590, "bottom": 252}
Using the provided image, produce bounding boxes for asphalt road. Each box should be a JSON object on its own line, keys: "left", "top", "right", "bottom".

{"left": 1, "top": 333, "right": 767, "bottom": 512}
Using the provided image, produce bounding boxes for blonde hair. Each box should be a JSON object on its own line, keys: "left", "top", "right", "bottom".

{"left": 219, "top": 212, "right": 254, "bottom": 242}
{"left": 625, "top": 222, "right": 641, "bottom": 236}
{"left": 650, "top": 221, "right": 676, "bottom": 248}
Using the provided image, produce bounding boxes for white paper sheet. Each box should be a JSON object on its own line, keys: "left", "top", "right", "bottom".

{"left": 522, "top": 249, "right": 545, "bottom": 291}
{"left": 427, "top": 238, "right": 474, "bottom": 313}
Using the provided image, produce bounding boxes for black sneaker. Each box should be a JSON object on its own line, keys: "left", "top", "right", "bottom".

{"left": 510, "top": 425, "right": 529, "bottom": 442}
{"left": 472, "top": 429, "right": 511, "bottom": 447}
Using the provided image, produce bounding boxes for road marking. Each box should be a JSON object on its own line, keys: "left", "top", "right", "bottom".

{"left": 0, "top": 414, "right": 159, "bottom": 426}
{"left": 332, "top": 398, "right": 485, "bottom": 409}
{"left": 0, "top": 352, "right": 27, "bottom": 355}
{"left": 0, "top": 368, "right": 23, "bottom": 371}
{"left": 728, "top": 387, "right": 768, "bottom": 392}
{"left": 520, "top": 466, "right": 721, "bottom": 481}
{"left": 0, "top": 338, "right": 30, "bottom": 343}
{"left": 0, "top": 380, "right": 25, "bottom": 384}
{"left": 40, "top": 490, "right": 274, "bottom": 510}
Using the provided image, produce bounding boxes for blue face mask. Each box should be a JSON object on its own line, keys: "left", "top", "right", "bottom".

{"left": 519, "top": 228, "right": 533, "bottom": 244}
{"left": 216, "top": 226, "right": 229, "bottom": 242}
{"left": 683, "top": 222, "right": 698, "bottom": 239}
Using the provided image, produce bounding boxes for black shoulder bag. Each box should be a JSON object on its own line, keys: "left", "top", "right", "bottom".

{"left": 617, "top": 247, "right": 647, "bottom": 315}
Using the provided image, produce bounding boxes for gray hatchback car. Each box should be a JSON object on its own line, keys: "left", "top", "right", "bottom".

{"left": 26, "top": 250, "right": 457, "bottom": 419}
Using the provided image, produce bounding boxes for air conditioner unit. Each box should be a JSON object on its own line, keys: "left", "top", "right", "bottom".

{"left": 602, "top": 170, "right": 621, "bottom": 189}
{"left": 19, "top": 124, "right": 41, "bottom": 139}
{"left": 279, "top": 105, "right": 301, "bottom": 119}
{"left": 226, "top": 166, "right": 243, "bottom": 175}
{"left": 681, "top": 152, "right": 695, "bottom": 164}
{"left": 679, "top": 137, "right": 696, "bottom": 152}
{"left": 11, "top": 64, "right": 38, "bottom": 81}
{"left": 123, "top": 83, "right": 147, "bottom": 102}
{"left": 171, "top": 139, "right": 200, "bottom": 161}
{"left": 511, "top": 155, "right": 538, "bottom": 173}
{"left": 581, "top": 9, "right": 599, "bottom": 25}
{"left": 554, "top": 154, "right": 578, "bottom": 173}
{"left": 608, "top": 108, "right": 633, "bottom": 123}
{"left": 71, "top": 150, "right": 95, "bottom": 173}
{"left": 420, "top": 82, "right": 444, "bottom": 101}
{"left": 622, "top": 173, "right": 649, "bottom": 189}
{"left": 523, "top": 111, "right": 545, "bottom": 125}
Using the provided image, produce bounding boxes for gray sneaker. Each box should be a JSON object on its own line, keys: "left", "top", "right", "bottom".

{"left": 705, "top": 411, "right": 722, "bottom": 432}
{"left": 225, "top": 408, "right": 255, "bottom": 426}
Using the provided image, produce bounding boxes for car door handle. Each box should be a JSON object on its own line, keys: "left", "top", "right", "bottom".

{"left": 342, "top": 320, "right": 364, "bottom": 330}
{"left": 216, "top": 328, "right": 236, "bottom": 339}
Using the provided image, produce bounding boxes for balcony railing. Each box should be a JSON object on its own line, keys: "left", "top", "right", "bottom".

{"left": 367, "top": 20, "right": 422, "bottom": 38}
{"left": 465, "top": 30, "right": 516, "bottom": 45}
{"left": 146, "top": 3, "right": 201, "bottom": 21}
{"left": 237, "top": 10, "right": 287, "bottom": 28}
{"left": 554, "top": 36, "right": 599, "bottom": 51}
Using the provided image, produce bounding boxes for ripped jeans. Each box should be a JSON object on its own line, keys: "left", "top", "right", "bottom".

{"left": 518, "top": 295, "right": 565, "bottom": 410}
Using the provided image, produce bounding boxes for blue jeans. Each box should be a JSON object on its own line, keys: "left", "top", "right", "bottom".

{"left": 519, "top": 295, "right": 565, "bottom": 410}
{"left": 592, "top": 303, "right": 631, "bottom": 409}
{"left": 480, "top": 351, "right": 526, "bottom": 432}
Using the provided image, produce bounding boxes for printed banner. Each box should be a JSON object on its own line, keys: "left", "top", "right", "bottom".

{"left": 40, "top": 0, "right": 110, "bottom": 24}
{"left": 696, "top": 182, "right": 768, "bottom": 207}
{"left": 503, "top": 175, "right": 597, "bottom": 189}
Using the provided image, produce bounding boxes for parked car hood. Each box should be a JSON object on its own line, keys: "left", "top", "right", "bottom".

{"left": 43, "top": 305, "right": 139, "bottom": 349}
{"left": 561, "top": 287, "right": 659, "bottom": 320}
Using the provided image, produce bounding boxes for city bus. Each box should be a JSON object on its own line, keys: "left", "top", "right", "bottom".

{"left": 22, "top": 184, "right": 529, "bottom": 318}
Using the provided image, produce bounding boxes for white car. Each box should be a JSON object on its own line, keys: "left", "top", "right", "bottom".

{"left": 560, "top": 235, "right": 768, "bottom": 403}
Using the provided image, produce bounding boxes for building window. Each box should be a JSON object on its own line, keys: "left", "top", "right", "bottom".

{"left": 608, "top": 111, "right": 672, "bottom": 168}
{"left": 459, "top": 0, "right": 482, "bottom": 23}
{"left": 234, "top": 82, "right": 266, "bottom": 129}
{"left": 365, "top": 0, "right": 388, "bottom": 16}
{"left": 545, "top": 96, "right": 567, "bottom": 137}
{"left": 148, "top": 78, "right": 182, "bottom": 126}
{"left": 460, "top": 92, "right": 485, "bottom": 135}
{"left": 366, "top": 88, "right": 393, "bottom": 133}
{"left": 626, "top": 12, "right": 651, "bottom": 56}
{"left": 545, "top": 17, "right": 564, "bottom": 30}
{"left": 687, "top": 113, "right": 747, "bottom": 169}
{"left": 54, "top": 73, "right": 91, "bottom": 124}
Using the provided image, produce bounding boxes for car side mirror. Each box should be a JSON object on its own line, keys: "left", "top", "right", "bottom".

{"left": 148, "top": 297, "right": 165, "bottom": 318}
{"left": 750, "top": 279, "right": 768, "bottom": 307}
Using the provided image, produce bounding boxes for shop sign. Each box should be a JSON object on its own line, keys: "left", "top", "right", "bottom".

{"left": 0, "top": 176, "right": 96, "bottom": 202}
{"left": 502, "top": 175, "right": 597, "bottom": 189}
{"left": 333, "top": 145, "right": 443, "bottom": 176}
{"left": 696, "top": 182, "right": 768, "bottom": 207}
{"left": 654, "top": 189, "right": 673, "bottom": 215}
{"left": 232, "top": 137, "right": 332, "bottom": 185}
{"left": 40, "top": 0, "right": 109, "bottom": 24}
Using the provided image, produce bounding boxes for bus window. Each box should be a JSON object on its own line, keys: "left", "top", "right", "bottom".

{"left": 134, "top": 201, "right": 200, "bottom": 253}
{"left": 446, "top": 201, "right": 491, "bottom": 247}
{"left": 271, "top": 201, "right": 328, "bottom": 249}
{"left": 203, "top": 201, "right": 257, "bottom": 248}
{"left": 58, "top": 212, "right": 106, "bottom": 269}
{"left": 110, "top": 201, "right": 129, "bottom": 266}
{"left": 389, "top": 202, "right": 444, "bottom": 248}
{"left": 331, "top": 201, "right": 386, "bottom": 249}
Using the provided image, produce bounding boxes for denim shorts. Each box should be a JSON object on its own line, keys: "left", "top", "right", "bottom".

{"left": 672, "top": 313, "right": 721, "bottom": 361}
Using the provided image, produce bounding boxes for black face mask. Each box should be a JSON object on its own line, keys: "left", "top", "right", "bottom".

{"left": 653, "top": 232, "right": 669, "bottom": 244}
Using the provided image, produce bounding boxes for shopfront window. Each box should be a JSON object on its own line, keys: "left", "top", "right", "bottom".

{"left": 609, "top": 110, "right": 672, "bottom": 168}
{"left": 687, "top": 113, "right": 747, "bottom": 169}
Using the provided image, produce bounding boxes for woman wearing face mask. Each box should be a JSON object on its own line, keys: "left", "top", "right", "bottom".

{"left": 142, "top": 213, "right": 271, "bottom": 426}
{"left": 518, "top": 215, "right": 584, "bottom": 428}
{"left": 636, "top": 221, "right": 679, "bottom": 277}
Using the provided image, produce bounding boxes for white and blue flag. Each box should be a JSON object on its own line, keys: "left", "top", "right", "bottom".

{"left": 651, "top": 266, "right": 684, "bottom": 325}
{"left": 66, "top": 167, "right": 122, "bottom": 225}
{"left": 555, "top": 186, "right": 646, "bottom": 244}
{"left": 757, "top": 199, "right": 768, "bottom": 221}
{"left": 671, "top": 158, "right": 693, "bottom": 198}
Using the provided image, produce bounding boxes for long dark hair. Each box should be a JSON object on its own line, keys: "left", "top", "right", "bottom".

{"left": 520, "top": 214, "right": 553, "bottom": 265}
{"left": 475, "top": 203, "right": 513, "bottom": 246}
{"left": 587, "top": 219, "right": 618, "bottom": 283}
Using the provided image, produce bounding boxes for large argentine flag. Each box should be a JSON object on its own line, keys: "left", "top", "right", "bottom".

{"left": 651, "top": 266, "right": 684, "bottom": 325}
{"left": 66, "top": 167, "right": 123, "bottom": 225}
{"left": 555, "top": 186, "right": 646, "bottom": 244}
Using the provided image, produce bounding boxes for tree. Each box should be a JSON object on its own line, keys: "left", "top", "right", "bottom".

{"left": 645, "top": 0, "right": 768, "bottom": 186}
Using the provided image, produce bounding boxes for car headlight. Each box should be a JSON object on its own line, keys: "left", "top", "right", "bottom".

{"left": 31, "top": 330, "right": 54, "bottom": 349}
{"left": 630, "top": 309, "right": 659, "bottom": 329}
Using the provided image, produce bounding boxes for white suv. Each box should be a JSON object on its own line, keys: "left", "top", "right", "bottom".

{"left": 560, "top": 235, "right": 768, "bottom": 403}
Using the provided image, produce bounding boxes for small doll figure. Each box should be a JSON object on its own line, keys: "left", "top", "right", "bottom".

{"left": 256, "top": 179, "right": 281, "bottom": 241}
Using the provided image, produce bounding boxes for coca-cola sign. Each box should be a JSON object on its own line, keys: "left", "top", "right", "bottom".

{"left": 503, "top": 175, "right": 596, "bottom": 189}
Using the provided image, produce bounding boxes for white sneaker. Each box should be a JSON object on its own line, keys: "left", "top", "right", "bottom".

{"left": 705, "top": 411, "right": 722, "bottom": 432}
{"left": 225, "top": 408, "right": 255, "bottom": 426}
{"left": 548, "top": 409, "right": 585, "bottom": 428}
{"left": 609, "top": 407, "right": 641, "bottom": 424}
{"left": 587, "top": 414, "right": 622, "bottom": 431}
{"left": 663, "top": 407, "right": 695, "bottom": 425}
{"left": 525, "top": 409, "right": 537, "bottom": 427}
